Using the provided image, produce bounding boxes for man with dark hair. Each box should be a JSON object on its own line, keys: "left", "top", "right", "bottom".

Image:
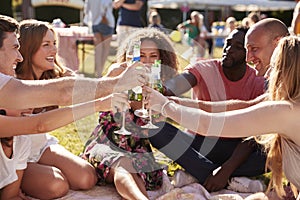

{"left": 150, "top": 27, "right": 267, "bottom": 192}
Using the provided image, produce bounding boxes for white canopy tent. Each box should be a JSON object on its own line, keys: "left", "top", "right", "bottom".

{"left": 148, "top": 0, "right": 296, "bottom": 11}
{"left": 31, "top": 0, "right": 84, "bottom": 9}
{"left": 232, "top": 0, "right": 296, "bottom": 12}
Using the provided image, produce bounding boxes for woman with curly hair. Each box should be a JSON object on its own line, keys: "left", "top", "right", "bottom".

{"left": 82, "top": 27, "right": 178, "bottom": 200}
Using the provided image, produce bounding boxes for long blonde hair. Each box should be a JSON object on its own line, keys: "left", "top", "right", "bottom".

{"left": 261, "top": 36, "right": 300, "bottom": 197}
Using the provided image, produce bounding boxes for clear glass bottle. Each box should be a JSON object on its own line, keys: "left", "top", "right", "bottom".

{"left": 128, "top": 40, "right": 142, "bottom": 101}
{"left": 150, "top": 60, "right": 163, "bottom": 93}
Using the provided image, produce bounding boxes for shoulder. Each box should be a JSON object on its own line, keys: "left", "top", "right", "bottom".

{"left": 62, "top": 67, "right": 76, "bottom": 77}
{"left": 0, "top": 73, "right": 12, "bottom": 90}
{"left": 185, "top": 59, "right": 220, "bottom": 80}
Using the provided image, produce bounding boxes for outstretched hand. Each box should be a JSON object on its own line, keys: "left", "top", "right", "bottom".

{"left": 203, "top": 170, "right": 230, "bottom": 192}
{"left": 117, "top": 62, "right": 149, "bottom": 92}
{"left": 143, "top": 86, "right": 168, "bottom": 113}
{"left": 97, "top": 93, "right": 130, "bottom": 113}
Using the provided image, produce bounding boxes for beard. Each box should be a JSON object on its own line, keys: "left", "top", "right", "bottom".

{"left": 222, "top": 55, "right": 246, "bottom": 69}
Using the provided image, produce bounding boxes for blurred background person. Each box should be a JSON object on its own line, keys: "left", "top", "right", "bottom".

{"left": 113, "top": 0, "right": 146, "bottom": 45}
{"left": 148, "top": 11, "right": 166, "bottom": 33}
{"left": 84, "top": 0, "right": 115, "bottom": 77}
{"left": 223, "top": 16, "right": 237, "bottom": 35}
{"left": 248, "top": 12, "right": 260, "bottom": 26}
{"left": 177, "top": 11, "right": 208, "bottom": 58}
{"left": 241, "top": 17, "right": 251, "bottom": 28}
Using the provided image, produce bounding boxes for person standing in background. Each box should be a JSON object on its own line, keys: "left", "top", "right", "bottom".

{"left": 84, "top": 0, "right": 115, "bottom": 77}
{"left": 177, "top": 11, "right": 208, "bottom": 58}
{"left": 113, "top": 0, "right": 146, "bottom": 45}
{"left": 223, "top": 17, "right": 237, "bottom": 35}
{"left": 148, "top": 11, "right": 166, "bottom": 33}
{"left": 248, "top": 12, "right": 260, "bottom": 26}
{"left": 291, "top": 0, "right": 300, "bottom": 35}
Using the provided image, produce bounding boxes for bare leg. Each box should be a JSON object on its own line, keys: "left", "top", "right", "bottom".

{"left": 107, "top": 157, "right": 149, "bottom": 200}
{"left": 21, "top": 163, "right": 69, "bottom": 199}
{"left": 94, "top": 33, "right": 112, "bottom": 77}
{"left": 21, "top": 144, "right": 97, "bottom": 199}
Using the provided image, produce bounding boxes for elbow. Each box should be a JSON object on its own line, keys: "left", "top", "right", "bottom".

{"left": 35, "top": 120, "right": 49, "bottom": 133}
{"left": 30, "top": 120, "right": 49, "bottom": 134}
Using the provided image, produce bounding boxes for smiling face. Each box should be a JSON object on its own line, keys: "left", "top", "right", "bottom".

{"left": 140, "top": 39, "right": 160, "bottom": 65}
{"left": 0, "top": 32, "right": 23, "bottom": 76}
{"left": 31, "top": 29, "right": 57, "bottom": 78}
{"left": 221, "top": 29, "right": 246, "bottom": 69}
{"left": 245, "top": 27, "right": 277, "bottom": 76}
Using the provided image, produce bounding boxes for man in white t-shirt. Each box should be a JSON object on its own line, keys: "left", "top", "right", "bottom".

{"left": 0, "top": 109, "right": 31, "bottom": 200}
{"left": 0, "top": 15, "right": 148, "bottom": 110}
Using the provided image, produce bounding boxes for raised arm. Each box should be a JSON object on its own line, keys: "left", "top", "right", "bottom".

{"left": 147, "top": 87, "right": 295, "bottom": 140}
{"left": 121, "top": 0, "right": 144, "bottom": 11}
{"left": 168, "top": 93, "right": 268, "bottom": 112}
{"left": 0, "top": 93, "right": 129, "bottom": 137}
{"left": 0, "top": 62, "right": 147, "bottom": 109}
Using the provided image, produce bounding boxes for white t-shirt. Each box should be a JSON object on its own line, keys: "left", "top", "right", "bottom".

{"left": 0, "top": 72, "right": 12, "bottom": 90}
{"left": 0, "top": 135, "right": 31, "bottom": 189}
{"left": 28, "top": 133, "right": 58, "bottom": 163}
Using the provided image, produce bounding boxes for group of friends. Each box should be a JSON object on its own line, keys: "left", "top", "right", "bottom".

{"left": 0, "top": 13, "right": 300, "bottom": 200}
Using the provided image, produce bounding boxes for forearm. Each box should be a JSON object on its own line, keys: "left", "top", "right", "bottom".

{"left": 0, "top": 77, "right": 121, "bottom": 109}
{"left": 220, "top": 141, "right": 255, "bottom": 175}
{"left": 0, "top": 97, "right": 109, "bottom": 137}
{"left": 163, "top": 72, "right": 196, "bottom": 96}
{"left": 198, "top": 94, "right": 268, "bottom": 113}
{"left": 35, "top": 98, "right": 111, "bottom": 134}
{"left": 113, "top": 0, "right": 125, "bottom": 9}
{"left": 121, "top": 1, "right": 143, "bottom": 10}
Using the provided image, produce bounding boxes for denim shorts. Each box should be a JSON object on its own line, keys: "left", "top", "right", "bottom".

{"left": 92, "top": 22, "right": 114, "bottom": 36}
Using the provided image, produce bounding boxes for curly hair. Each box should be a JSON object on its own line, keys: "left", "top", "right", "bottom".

{"left": 116, "top": 27, "right": 178, "bottom": 82}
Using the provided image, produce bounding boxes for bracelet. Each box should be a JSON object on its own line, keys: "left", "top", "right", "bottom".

{"left": 161, "top": 100, "right": 174, "bottom": 117}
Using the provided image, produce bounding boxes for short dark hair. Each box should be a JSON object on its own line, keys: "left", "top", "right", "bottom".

{"left": 0, "top": 15, "right": 19, "bottom": 48}
{"left": 236, "top": 26, "right": 249, "bottom": 35}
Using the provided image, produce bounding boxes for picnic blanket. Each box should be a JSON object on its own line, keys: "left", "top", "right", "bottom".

{"left": 31, "top": 171, "right": 260, "bottom": 200}
{"left": 48, "top": 183, "right": 255, "bottom": 200}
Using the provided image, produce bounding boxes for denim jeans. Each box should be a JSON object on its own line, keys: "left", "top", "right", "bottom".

{"left": 149, "top": 122, "right": 267, "bottom": 184}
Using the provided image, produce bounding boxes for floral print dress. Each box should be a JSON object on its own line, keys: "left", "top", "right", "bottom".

{"left": 82, "top": 110, "right": 163, "bottom": 190}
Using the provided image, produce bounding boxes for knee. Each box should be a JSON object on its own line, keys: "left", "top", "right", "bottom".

{"left": 75, "top": 166, "right": 97, "bottom": 190}
{"left": 46, "top": 177, "right": 69, "bottom": 199}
